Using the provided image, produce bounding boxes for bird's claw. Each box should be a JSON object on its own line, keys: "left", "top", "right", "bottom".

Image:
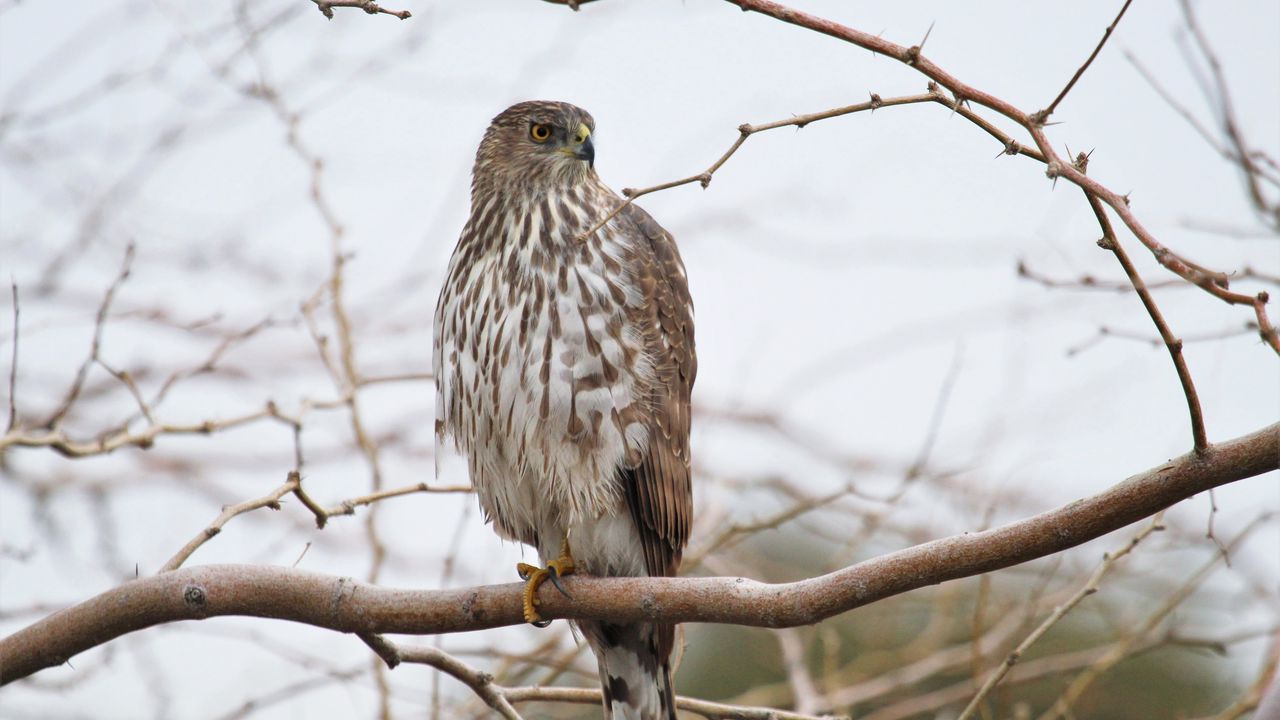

{"left": 515, "top": 542, "right": 576, "bottom": 626}
{"left": 546, "top": 565, "right": 573, "bottom": 600}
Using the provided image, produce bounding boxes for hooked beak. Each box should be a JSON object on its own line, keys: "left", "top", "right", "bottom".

{"left": 565, "top": 122, "right": 594, "bottom": 168}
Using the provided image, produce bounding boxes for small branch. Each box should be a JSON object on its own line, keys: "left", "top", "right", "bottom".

{"left": 2, "top": 402, "right": 286, "bottom": 457}
{"left": 1043, "top": 0, "right": 1134, "bottom": 117}
{"left": 683, "top": 483, "right": 856, "bottom": 568}
{"left": 158, "top": 473, "right": 303, "bottom": 573}
{"left": 1067, "top": 323, "right": 1259, "bottom": 355}
{"left": 1017, "top": 260, "right": 1189, "bottom": 293}
{"left": 1083, "top": 186, "right": 1208, "bottom": 452}
{"left": 294, "top": 479, "right": 472, "bottom": 530}
{"left": 577, "top": 92, "right": 942, "bottom": 241}
{"left": 4, "top": 421, "right": 1274, "bottom": 684}
{"left": 40, "top": 243, "right": 135, "bottom": 430}
{"left": 311, "top": 0, "right": 411, "bottom": 20}
{"left": 360, "top": 635, "right": 524, "bottom": 719}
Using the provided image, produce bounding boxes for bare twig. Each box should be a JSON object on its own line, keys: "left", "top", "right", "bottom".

{"left": 1017, "top": 260, "right": 1188, "bottom": 293}
{"left": 1066, "top": 322, "right": 1259, "bottom": 355}
{"left": 360, "top": 634, "right": 524, "bottom": 720}
{"left": 1178, "top": 0, "right": 1277, "bottom": 229}
{"left": 1, "top": 401, "right": 298, "bottom": 458}
{"left": 293, "top": 478, "right": 472, "bottom": 530}
{"left": 1043, "top": 0, "right": 1134, "bottom": 117}
{"left": 159, "top": 473, "right": 302, "bottom": 573}
{"left": 40, "top": 243, "right": 135, "bottom": 429}
{"left": 311, "top": 0, "right": 410, "bottom": 21}
{"left": 577, "top": 92, "right": 943, "bottom": 240}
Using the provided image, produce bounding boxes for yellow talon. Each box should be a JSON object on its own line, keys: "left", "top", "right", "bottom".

{"left": 516, "top": 541, "right": 575, "bottom": 627}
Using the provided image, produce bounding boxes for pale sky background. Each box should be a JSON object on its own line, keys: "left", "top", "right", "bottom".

{"left": 1, "top": 1, "right": 1277, "bottom": 718}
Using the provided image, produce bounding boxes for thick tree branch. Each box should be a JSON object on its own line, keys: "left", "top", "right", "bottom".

{"left": 4, "top": 421, "right": 1275, "bottom": 685}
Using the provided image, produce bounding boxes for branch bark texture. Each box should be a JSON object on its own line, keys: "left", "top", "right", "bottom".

{"left": 4, "top": 422, "right": 1275, "bottom": 684}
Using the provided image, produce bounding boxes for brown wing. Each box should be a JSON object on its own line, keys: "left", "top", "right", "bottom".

{"left": 619, "top": 203, "right": 696, "bottom": 582}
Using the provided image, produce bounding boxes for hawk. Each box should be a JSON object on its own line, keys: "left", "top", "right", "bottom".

{"left": 433, "top": 100, "right": 696, "bottom": 720}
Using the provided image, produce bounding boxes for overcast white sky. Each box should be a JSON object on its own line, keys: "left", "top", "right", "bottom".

{"left": 2, "top": 1, "right": 1277, "bottom": 717}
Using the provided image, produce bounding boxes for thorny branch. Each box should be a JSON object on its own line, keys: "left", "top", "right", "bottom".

{"left": 1077, "top": 156, "right": 1208, "bottom": 451}
{"left": 559, "top": 0, "right": 1276, "bottom": 464}
{"left": 715, "top": 0, "right": 1279, "bottom": 355}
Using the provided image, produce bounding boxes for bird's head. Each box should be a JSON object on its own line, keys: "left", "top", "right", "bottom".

{"left": 473, "top": 100, "right": 597, "bottom": 192}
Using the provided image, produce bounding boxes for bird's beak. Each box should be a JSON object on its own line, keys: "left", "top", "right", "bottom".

{"left": 568, "top": 123, "right": 594, "bottom": 168}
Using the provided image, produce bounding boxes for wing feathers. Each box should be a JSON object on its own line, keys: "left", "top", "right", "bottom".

{"left": 618, "top": 203, "right": 695, "bottom": 584}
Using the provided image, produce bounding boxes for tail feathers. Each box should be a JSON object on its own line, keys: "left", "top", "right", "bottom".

{"left": 579, "top": 621, "right": 677, "bottom": 720}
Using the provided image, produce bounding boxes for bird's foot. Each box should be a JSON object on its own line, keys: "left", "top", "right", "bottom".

{"left": 516, "top": 541, "right": 575, "bottom": 627}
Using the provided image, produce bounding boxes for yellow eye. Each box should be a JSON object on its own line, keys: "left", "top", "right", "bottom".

{"left": 530, "top": 123, "right": 552, "bottom": 143}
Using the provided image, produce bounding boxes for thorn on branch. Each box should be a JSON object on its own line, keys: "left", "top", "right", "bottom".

{"left": 869, "top": 92, "right": 882, "bottom": 110}
{"left": 1073, "top": 150, "right": 1091, "bottom": 173}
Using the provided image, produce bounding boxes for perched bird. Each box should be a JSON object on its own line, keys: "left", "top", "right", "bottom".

{"left": 433, "top": 100, "right": 696, "bottom": 720}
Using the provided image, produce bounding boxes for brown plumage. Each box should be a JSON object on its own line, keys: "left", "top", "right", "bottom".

{"left": 433, "top": 101, "right": 695, "bottom": 720}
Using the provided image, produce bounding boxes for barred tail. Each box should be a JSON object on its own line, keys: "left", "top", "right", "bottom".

{"left": 579, "top": 621, "right": 677, "bottom": 720}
